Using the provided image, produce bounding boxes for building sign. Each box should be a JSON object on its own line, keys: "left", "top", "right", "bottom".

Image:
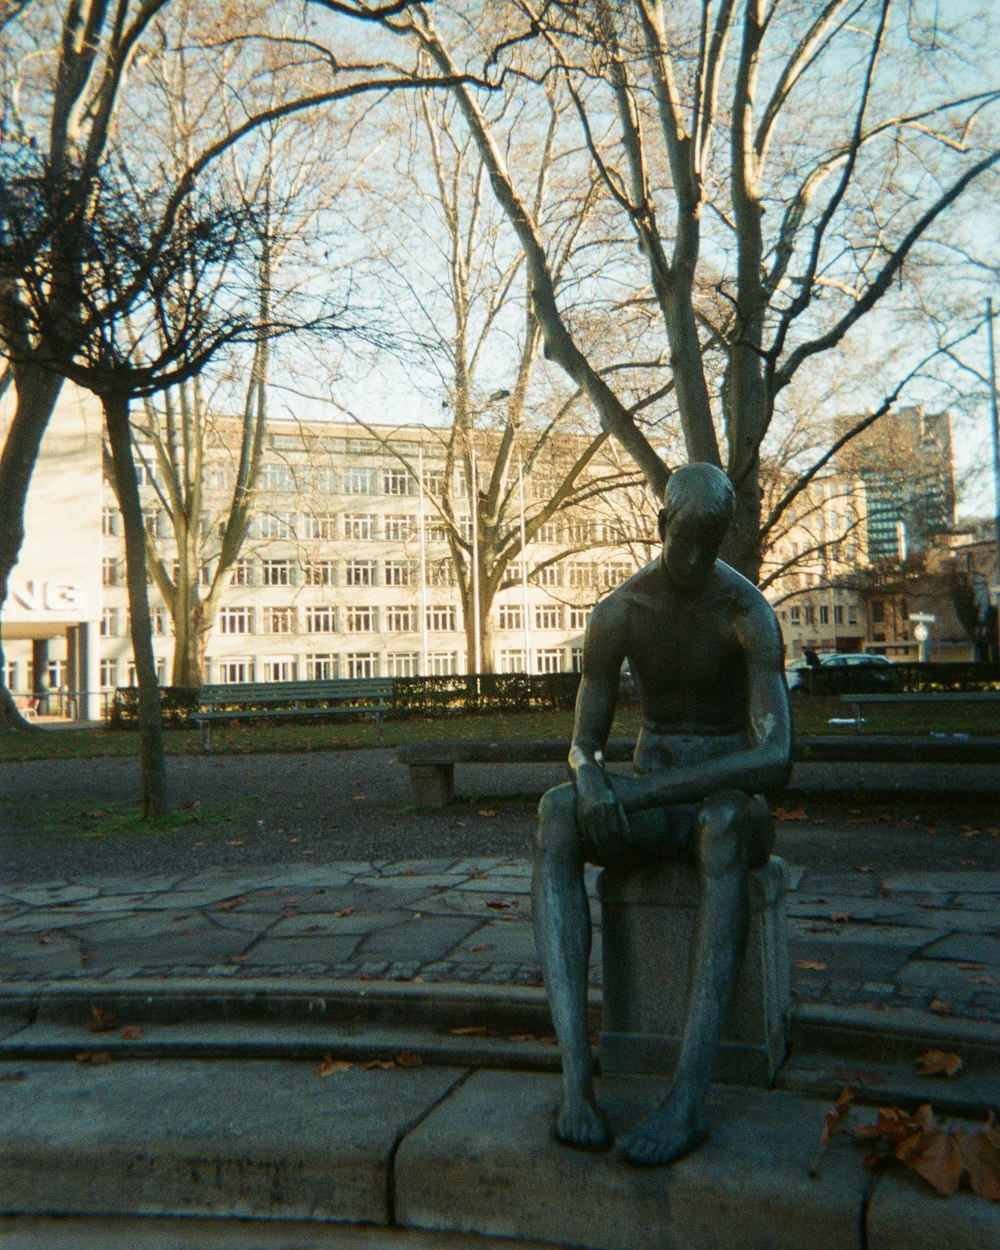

{"left": 9, "top": 579, "right": 85, "bottom": 614}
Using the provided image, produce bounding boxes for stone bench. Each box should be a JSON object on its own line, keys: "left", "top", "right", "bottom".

{"left": 397, "top": 733, "right": 1000, "bottom": 806}
{"left": 599, "top": 856, "right": 790, "bottom": 1086}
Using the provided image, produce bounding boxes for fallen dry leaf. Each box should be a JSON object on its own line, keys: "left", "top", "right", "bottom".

{"left": 485, "top": 899, "right": 516, "bottom": 910}
{"left": 959, "top": 1115, "right": 1000, "bottom": 1201}
{"left": 447, "top": 1025, "right": 489, "bottom": 1036}
{"left": 929, "top": 999, "right": 954, "bottom": 1015}
{"left": 214, "top": 896, "right": 247, "bottom": 912}
{"left": 477, "top": 809, "right": 498, "bottom": 817}
{"left": 395, "top": 1052, "right": 424, "bottom": 1067}
{"left": 87, "top": 1006, "right": 119, "bottom": 1034}
{"left": 773, "top": 806, "right": 808, "bottom": 822}
{"left": 811, "top": 1086, "right": 856, "bottom": 1176}
{"left": 334, "top": 907, "right": 355, "bottom": 918}
{"left": 795, "top": 959, "right": 828, "bottom": 971}
{"left": 75, "top": 1050, "right": 113, "bottom": 1066}
{"left": 364, "top": 1059, "right": 395, "bottom": 1070}
{"left": 916, "top": 1049, "right": 963, "bottom": 1078}
{"left": 0, "top": 1071, "right": 27, "bottom": 1082}
{"left": 315, "top": 1054, "right": 353, "bottom": 1077}
{"left": 120, "top": 1026, "right": 145, "bottom": 1041}
{"left": 830, "top": 913, "right": 851, "bottom": 923}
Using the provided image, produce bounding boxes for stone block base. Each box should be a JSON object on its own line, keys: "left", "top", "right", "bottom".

{"left": 409, "top": 763, "right": 454, "bottom": 807}
{"left": 598, "top": 855, "right": 790, "bottom": 1086}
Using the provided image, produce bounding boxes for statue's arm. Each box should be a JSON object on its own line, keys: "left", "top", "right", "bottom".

{"left": 568, "top": 597, "right": 629, "bottom": 851}
{"left": 612, "top": 598, "right": 791, "bottom": 814}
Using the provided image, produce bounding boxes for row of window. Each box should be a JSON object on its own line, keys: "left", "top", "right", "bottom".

{"left": 100, "top": 601, "right": 590, "bottom": 639}
{"left": 216, "top": 604, "right": 460, "bottom": 635}
{"left": 93, "top": 646, "right": 584, "bottom": 688}
{"left": 780, "top": 604, "right": 859, "bottom": 628}
{"left": 101, "top": 552, "right": 634, "bottom": 591}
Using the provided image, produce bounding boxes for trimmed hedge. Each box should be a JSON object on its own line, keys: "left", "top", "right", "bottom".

{"left": 893, "top": 662, "right": 1000, "bottom": 693}
{"left": 109, "top": 672, "right": 584, "bottom": 728}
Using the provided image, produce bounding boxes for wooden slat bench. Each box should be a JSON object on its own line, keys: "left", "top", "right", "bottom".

{"left": 192, "top": 678, "right": 394, "bottom": 750}
{"left": 398, "top": 732, "right": 1000, "bottom": 806}
{"left": 841, "top": 691, "right": 1000, "bottom": 733}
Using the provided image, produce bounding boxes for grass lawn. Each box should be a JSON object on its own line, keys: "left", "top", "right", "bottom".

{"left": 1, "top": 693, "right": 997, "bottom": 764}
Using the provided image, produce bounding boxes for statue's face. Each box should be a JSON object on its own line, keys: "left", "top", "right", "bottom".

{"left": 658, "top": 508, "right": 725, "bottom": 590}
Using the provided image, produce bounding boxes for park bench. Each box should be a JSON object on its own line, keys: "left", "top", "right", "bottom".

{"left": 841, "top": 690, "right": 1000, "bottom": 733}
{"left": 192, "top": 678, "right": 394, "bottom": 751}
{"left": 397, "top": 730, "right": 1000, "bottom": 806}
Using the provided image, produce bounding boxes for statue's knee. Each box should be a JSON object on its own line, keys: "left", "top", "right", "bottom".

{"left": 536, "top": 783, "right": 578, "bottom": 857}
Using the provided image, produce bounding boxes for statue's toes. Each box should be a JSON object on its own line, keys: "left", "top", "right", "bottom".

{"left": 554, "top": 1102, "right": 611, "bottom": 1151}
{"left": 618, "top": 1123, "right": 708, "bottom": 1167}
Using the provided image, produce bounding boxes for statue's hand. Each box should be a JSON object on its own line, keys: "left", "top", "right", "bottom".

{"left": 575, "top": 762, "right": 628, "bottom": 857}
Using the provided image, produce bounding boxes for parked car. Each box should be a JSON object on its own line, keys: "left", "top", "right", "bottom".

{"left": 785, "top": 652, "right": 903, "bottom": 695}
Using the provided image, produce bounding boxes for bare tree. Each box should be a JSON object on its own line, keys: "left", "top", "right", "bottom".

{"left": 371, "top": 0, "right": 1000, "bottom": 584}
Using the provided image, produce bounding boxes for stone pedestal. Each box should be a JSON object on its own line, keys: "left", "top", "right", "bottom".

{"left": 598, "top": 855, "right": 790, "bottom": 1086}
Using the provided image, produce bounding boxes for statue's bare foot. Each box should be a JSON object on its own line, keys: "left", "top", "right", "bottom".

{"left": 617, "top": 1101, "right": 708, "bottom": 1167}
{"left": 554, "top": 1096, "right": 611, "bottom": 1151}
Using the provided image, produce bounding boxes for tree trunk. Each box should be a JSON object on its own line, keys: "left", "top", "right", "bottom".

{"left": 0, "top": 364, "right": 64, "bottom": 729}
{"left": 104, "top": 392, "right": 167, "bottom": 818}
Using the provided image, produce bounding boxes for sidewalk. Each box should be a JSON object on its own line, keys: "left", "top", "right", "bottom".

{"left": 2, "top": 852, "right": 999, "bottom": 1246}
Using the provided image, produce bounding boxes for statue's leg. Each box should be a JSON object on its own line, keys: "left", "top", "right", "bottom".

{"left": 618, "top": 791, "right": 773, "bottom": 1166}
{"left": 533, "top": 782, "right": 610, "bottom": 1150}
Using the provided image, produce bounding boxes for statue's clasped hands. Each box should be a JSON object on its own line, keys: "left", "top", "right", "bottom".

{"left": 575, "top": 761, "right": 629, "bottom": 858}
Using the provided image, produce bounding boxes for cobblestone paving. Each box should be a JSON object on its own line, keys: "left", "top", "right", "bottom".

{"left": 2, "top": 858, "right": 998, "bottom": 1024}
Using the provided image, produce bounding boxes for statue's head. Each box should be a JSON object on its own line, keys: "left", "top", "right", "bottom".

{"left": 657, "top": 463, "right": 734, "bottom": 589}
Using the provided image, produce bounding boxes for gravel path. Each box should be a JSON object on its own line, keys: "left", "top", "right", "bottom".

{"left": 2, "top": 748, "right": 998, "bottom": 882}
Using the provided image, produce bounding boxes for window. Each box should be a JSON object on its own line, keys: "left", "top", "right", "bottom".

{"left": 568, "top": 520, "right": 597, "bottom": 544}
{"left": 425, "top": 560, "right": 455, "bottom": 588}
{"left": 172, "top": 560, "right": 211, "bottom": 587}
{"left": 426, "top": 519, "right": 449, "bottom": 541}
{"left": 537, "top": 521, "right": 561, "bottom": 543}
{"left": 217, "top": 659, "right": 253, "bottom": 683}
{"left": 503, "top": 561, "right": 525, "bottom": 586}
{"left": 385, "top": 514, "right": 416, "bottom": 540}
{"left": 848, "top": 606, "right": 858, "bottom": 625}
{"left": 803, "top": 606, "right": 815, "bottom": 626}
{"left": 262, "top": 559, "right": 294, "bottom": 587}
{"left": 871, "top": 600, "right": 885, "bottom": 623}
{"left": 305, "top": 605, "right": 336, "bottom": 633}
{"left": 387, "top": 605, "right": 417, "bottom": 631}
{"left": 535, "top": 604, "right": 561, "bottom": 631}
{"left": 231, "top": 559, "right": 254, "bottom": 586}
{"left": 343, "top": 466, "right": 377, "bottom": 495}
{"left": 303, "top": 560, "right": 336, "bottom": 586}
{"left": 260, "top": 462, "right": 296, "bottom": 492}
{"left": 99, "top": 659, "right": 117, "bottom": 689}
{"left": 303, "top": 513, "right": 337, "bottom": 540}
{"left": 102, "top": 558, "right": 123, "bottom": 587}
{"left": 219, "top": 606, "right": 253, "bottom": 634}
{"left": 533, "top": 563, "right": 561, "bottom": 588}
{"left": 383, "top": 467, "right": 417, "bottom": 496}
{"left": 305, "top": 654, "right": 337, "bottom": 679}
{"left": 343, "top": 513, "right": 377, "bottom": 540}
{"left": 568, "top": 607, "right": 589, "bottom": 631}
{"left": 497, "top": 604, "right": 523, "bottom": 631}
{"left": 568, "top": 562, "right": 598, "bottom": 589}
{"left": 426, "top": 605, "right": 457, "bottom": 632}
{"left": 262, "top": 658, "right": 296, "bottom": 681}
{"left": 346, "top": 651, "right": 378, "bottom": 678}
{"left": 789, "top": 606, "right": 801, "bottom": 626}
{"left": 819, "top": 605, "right": 829, "bottom": 625}
{"left": 384, "top": 559, "right": 417, "bottom": 586}
{"left": 100, "top": 607, "right": 120, "bottom": 637}
{"left": 126, "top": 659, "right": 165, "bottom": 686}
{"left": 258, "top": 511, "right": 294, "bottom": 539}
{"left": 386, "top": 652, "right": 419, "bottom": 676}
{"left": 346, "top": 559, "right": 377, "bottom": 587}
{"left": 569, "top": 646, "right": 584, "bottom": 672}
{"left": 459, "top": 515, "right": 474, "bottom": 542}
{"left": 208, "top": 465, "right": 231, "bottom": 491}
{"left": 498, "top": 648, "right": 526, "bottom": 673}
{"left": 602, "top": 562, "right": 631, "bottom": 588}
{"left": 134, "top": 454, "right": 157, "bottom": 487}
{"left": 423, "top": 469, "right": 445, "bottom": 496}
{"left": 427, "top": 651, "right": 457, "bottom": 675}
{"left": 536, "top": 648, "right": 563, "bottom": 673}
{"left": 150, "top": 607, "right": 169, "bottom": 636}
{"left": 834, "top": 605, "right": 844, "bottom": 626}
{"left": 346, "top": 606, "right": 376, "bottom": 633}
{"left": 102, "top": 506, "right": 119, "bottom": 537}
{"left": 308, "top": 466, "right": 336, "bottom": 493}
{"left": 264, "top": 606, "right": 295, "bottom": 633}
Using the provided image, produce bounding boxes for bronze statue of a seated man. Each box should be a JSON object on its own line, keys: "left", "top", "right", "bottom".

{"left": 533, "top": 462, "right": 791, "bottom": 1166}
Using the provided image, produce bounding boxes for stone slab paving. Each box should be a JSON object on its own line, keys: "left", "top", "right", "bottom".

{"left": 1, "top": 858, "right": 999, "bottom": 1024}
